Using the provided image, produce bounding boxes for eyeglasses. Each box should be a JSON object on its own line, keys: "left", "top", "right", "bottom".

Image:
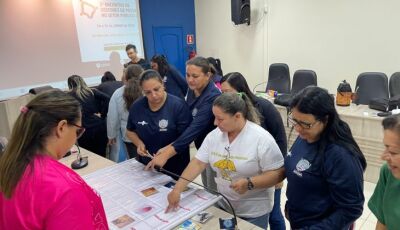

{"left": 70, "top": 123, "right": 85, "bottom": 139}
{"left": 288, "top": 115, "right": 319, "bottom": 129}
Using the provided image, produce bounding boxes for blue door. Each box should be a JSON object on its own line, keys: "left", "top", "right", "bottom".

{"left": 153, "top": 26, "right": 186, "bottom": 76}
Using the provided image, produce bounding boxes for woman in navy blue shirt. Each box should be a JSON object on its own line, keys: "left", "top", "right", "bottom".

{"left": 154, "top": 57, "right": 221, "bottom": 187}
{"left": 150, "top": 55, "right": 188, "bottom": 100}
{"left": 126, "top": 70, "right": 192, "bottom": 177}
{"left": 285, "top": 86, "right": 367, "bottom": 229}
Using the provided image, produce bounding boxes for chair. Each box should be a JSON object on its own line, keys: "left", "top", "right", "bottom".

{"left": 353, "top": 72, "right": 389, "bottom": 105}
{"left": 389, "top": 72, "right": 400, "bottom": 97}
{"left": 274, "top": 69, "right": 317, "bottom": 108}
{"left": 266, "top": 63, "right": 291, "bottom": 94}
{"left": 291, "top": 69, "right": 318, "bottom": 95}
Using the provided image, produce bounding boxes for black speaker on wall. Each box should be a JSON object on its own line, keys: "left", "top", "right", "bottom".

{"left": 231, "top": 0, "right": 250, "bottom": 25}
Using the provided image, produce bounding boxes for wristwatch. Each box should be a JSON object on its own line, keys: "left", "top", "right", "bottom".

{"left": 246, "top": 177, "right": 254, "bottom": 190}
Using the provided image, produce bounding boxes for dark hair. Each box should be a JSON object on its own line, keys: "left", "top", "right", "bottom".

{"left": 213, "top": 92, "right": 260, "bottom": 125}
{"left": 186, "top": 56, "right": 211, "bottom": 74}
{"left": 139, "top": 69, "right": 163, "bottom": 86}
{"left": 123, "top": 65, "right": 144, "bottom": 110}
{"left": 125, "top": 44, "right": 137, "bottom": 52}
{"left": 0, "top": 90, "right": 81, "bottom": 198}
{"left": 67, "top": 75, "right": 93, "bottom": 100}
{"left": 382, "top": 115, "right": 400, "bottom": 133}
{"left": 101, "top": 71, "right": 116, "bottom": 82}
{"left": 290, "top": 86, "right": 367, "bottom": 170}
{"left": 151, "top": 55, "right": 170, "bottom": 76}
{"left": 207, "top": 57, "right": 223, "bottom": 76}
{"left": 221, "top": 72, "right": 258, "bottom": 104}
{"left": 125, "top": 64, "right": 144, "bottom": 81}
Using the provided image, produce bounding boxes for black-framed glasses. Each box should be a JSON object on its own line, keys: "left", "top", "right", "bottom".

{"left": 288, "top": 114, "right": 319, "bottom": 129}
{"left": 70, "top": 123, "right": 85, "bottom": 139}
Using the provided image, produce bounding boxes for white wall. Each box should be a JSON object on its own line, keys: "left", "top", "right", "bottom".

{"left": 195, "top": 0, "right": 400, "bottom": 93}
{"left": 194, "top": 0, "right": 268, "bottom": 91}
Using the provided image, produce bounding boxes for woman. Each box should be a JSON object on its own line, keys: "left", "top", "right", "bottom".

{"left": 285, "top": 86, "right": 366, "bottom": 229}
{"left": 126, "top": 70, "right": 192, "bottom": 178}
{"left": 221, "top": 72, "right": 287, "bottom": 230}
{"left": 368, "top": 115, "right": 400, "bottom": 230}
{"left": 167, "top": 93, "right": 284, "bottom": 229}
{"left": 0, "top": 90, "right": 108, "bottom": 229}
{"left": 207, "top": 57, "right": 223, "bottom": 89}
{"left": 68, "top": 75, "right": 109, "bottom": 156}
{"left": 154, "top": 57, "right": 221, "bottom": 187}
{"left": 151, "top": 54, "right": 188, "bottom": 99}
{"left": 107, "top": 64, "right": 143, "bottom": 161}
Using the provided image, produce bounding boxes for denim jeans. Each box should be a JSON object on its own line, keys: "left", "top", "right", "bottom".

{"left": 269, "top": 188, "right": 286, "bottom": 230}
{"left": 241, "top": 212, "right": 270, "bottom": 229}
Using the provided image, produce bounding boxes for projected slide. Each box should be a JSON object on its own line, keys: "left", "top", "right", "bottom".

{"left": 72, "top": 0, "right": 143, "bottom": 62}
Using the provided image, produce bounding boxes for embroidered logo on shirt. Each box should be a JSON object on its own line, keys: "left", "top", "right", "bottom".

{"left": 159, "top": 119, "right": 168, "bottom": 131}
{"left": 163, "top": 76, "right": 168, "bottom": 82}
{"left": 137, "top": 121, "right": 148, "bottom": 126}
{"left": 192, "top": 108, "right": 198, "bottom": 117}
{"left": 287, "top": 151, "right": 292, "bottom": 157}
{"left": 293, "top": 158, "right": 311, "bottom": 177}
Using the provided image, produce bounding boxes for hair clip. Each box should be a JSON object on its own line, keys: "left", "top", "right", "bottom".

{"left": 236, "top": 92, "right": 244, "bottom": 98}
{"left": 20, "top": 106, "right": 29, "bottom": 114}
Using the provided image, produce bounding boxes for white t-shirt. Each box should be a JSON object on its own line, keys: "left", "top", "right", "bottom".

{"left": 196, "top": 121, "right": 284, "bottom": 218}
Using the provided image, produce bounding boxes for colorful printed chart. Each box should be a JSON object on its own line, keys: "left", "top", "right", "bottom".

{"left": 83, "top": 159, "right": 221, "bottom": 230}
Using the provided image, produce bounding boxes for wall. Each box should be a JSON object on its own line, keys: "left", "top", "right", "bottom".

{"left": 195, "top": 0, "right": 400, "bottom": 93}
{"left": 139, "top": 0, "right": 196, "bottom": 73}
{"left": 194, "top": 0, "right": 268, "bottom": 91}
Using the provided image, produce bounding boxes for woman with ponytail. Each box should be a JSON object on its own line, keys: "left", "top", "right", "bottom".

{"left": 0, "top": 90, "right": 107, "bottom": 229}
{"left": 167, "top": 92, "right": 284, "bottom": 229}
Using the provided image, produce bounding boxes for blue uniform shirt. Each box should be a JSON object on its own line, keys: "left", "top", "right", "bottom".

{"left": 163, "top": 65, "right": 188, "bottom": 100}
{"left": 172, "top": 80, "right": 221, "bottom": 150}
{"left": 126, "top": 94, "right": 192, "bottom": 176}
{"left": 284, "top": 137, "right": 364, "bottom": 229}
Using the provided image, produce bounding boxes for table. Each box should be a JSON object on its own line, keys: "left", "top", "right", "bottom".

{"left": 60, "top": 149, "right": 262, "bottom": 230}
{"left": 258, "top": 93, "right": 385, "bottom": 183}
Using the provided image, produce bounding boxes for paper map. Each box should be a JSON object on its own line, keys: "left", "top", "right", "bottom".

{"left": 83, "top": 159, "right": 221, "bottom": 230}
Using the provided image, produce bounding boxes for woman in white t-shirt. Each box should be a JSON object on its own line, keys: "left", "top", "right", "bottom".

{"left": 166, "top": 92, "right": 285, "bottom": 229}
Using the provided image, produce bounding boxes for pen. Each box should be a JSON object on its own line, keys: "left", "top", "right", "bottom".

{"left": 145, "top": 150, "right": 154, "bottom": 159}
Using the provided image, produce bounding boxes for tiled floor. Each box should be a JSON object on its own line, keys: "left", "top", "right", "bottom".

{"left": 190, "top": 147, "right": 379, "bottom": 229}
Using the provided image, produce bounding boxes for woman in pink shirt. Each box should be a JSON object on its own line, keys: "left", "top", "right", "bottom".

{"left": 0, "top": 90, "right": 108, "bottom": 229}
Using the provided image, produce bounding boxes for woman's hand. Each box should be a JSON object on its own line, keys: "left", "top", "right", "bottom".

{"left": 108, "top": 138, "right": 116, "bottom": 145}
{"left": 230, "top": 178, "right": 248, "bottom": 194}
{"left": 144, "top": 151, "right": 169, "bottom": 170}
{"left": 136, "top": 142, "right": 147, "bottom": 157}
{"left": 166, "top": 189, "right": 181, "bottom": 213}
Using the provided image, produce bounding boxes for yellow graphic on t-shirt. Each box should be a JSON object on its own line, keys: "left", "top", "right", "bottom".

{"left": 213, "top": 159, "right": 236, "bottom": 181}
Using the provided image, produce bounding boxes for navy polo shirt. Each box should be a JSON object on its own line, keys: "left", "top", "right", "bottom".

{"left": 284, "top": 137, "right": 364, "bottom": 229}
{"left": 172, "top": 80, "right": 221, "bottom": 151}
{"left": 126, "top": 94, "right": 192, "bottom": 176}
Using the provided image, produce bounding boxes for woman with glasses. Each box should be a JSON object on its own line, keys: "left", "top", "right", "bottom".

{"left": 126, "top": 70, "right": 192, "bottom": 178}
{"left": 220, "top": 72, "right": 287, "bottom": 230}
{"left": 0, "top": 90, "right": 107, "bottom": 229}
{"left": 368, "top": 115, "right": 400, "bottom": 230}
{"left": 67, "top": 75, "right": 109, "bottom": 157}
{"left": 166, "top": 92, "right": 285, "bottom": 229}
{"left": 285, "top": 86, "right": 366, "bottom": 229}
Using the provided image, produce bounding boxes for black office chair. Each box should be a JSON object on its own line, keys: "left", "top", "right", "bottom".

{"left": 274, "top": 69, "right": 317, "bottom": 107}
{"left": 291, "top": 69, "right": 318, "bottom": 95}
{"left": 266, "top": 63, "right": 291, "bottom": 94}
{"left": 389, "top": 72, "right": 400, "bottom": 97}
{"left": 353, "top": 72, "right": 389, "bottom": 105}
